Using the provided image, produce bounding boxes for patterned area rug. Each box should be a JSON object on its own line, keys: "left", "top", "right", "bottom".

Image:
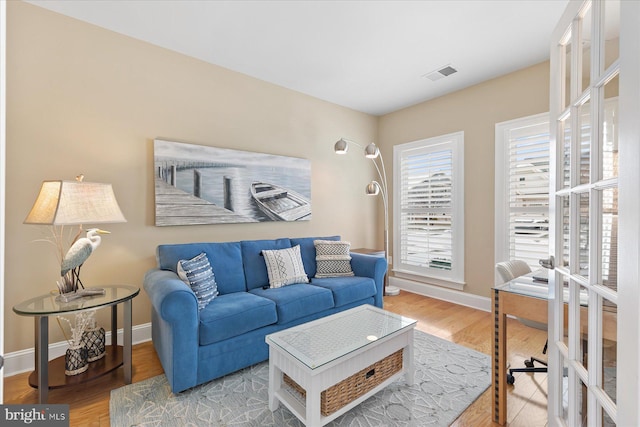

{"left": 110, "top": 331, "right": 490, "bottom": 426}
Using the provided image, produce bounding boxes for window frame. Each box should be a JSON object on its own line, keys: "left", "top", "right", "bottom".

{"left": 494, "top": 112, "right": 550, "bottom": 283}
{"left": 392, "top": 131, "right": 465, "bottom": 288}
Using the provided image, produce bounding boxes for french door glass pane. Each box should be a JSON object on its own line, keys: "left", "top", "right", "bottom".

{"left": 562, "top": 117, "right": 572, "bottom": 188}
{"left": 580, "top": 379, "right": 588, "bottom": 426}
{"left": 578, "top": 285, "right": 589, "bottom": 372}
{"left": 602, "top": 298, "right": 617, "bottom": 405}
{"left": 603, "top": 409, "right": 616, "bottom": 427}
{"left": 603, "top": 0, "right": 620, "bottom": 71}
{"left": 602, "top": 77, "right": 619, "bottom": 181}
{"left": 601, "top": 187, "right": 618, "bottom": 292}
{"left": 563, "top": 277, "right": 570, "bottom": 348}
{"left": 580, "top": 5, "right": 592, "bottom": 94}
{"left": 561, "top": 353, "right": 569, "bottom": 422}
{"left": 564, "top": 39, "right": 573, "bottom": 109}
{"left": 561, "top": 196, "right": 570, "bottom": 268}
{"left": 579, "top": 193, "right": 589, "bottom": 278}
{"left": 579, "top": 99, "right": 591, "bottom": 185}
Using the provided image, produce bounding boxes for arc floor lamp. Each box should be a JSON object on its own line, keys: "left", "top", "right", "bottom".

{"left": 334, "top": 138, "right": 400, "bottom": 296}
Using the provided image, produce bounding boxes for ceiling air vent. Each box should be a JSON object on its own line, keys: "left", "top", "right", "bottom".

{"left": 423, "top": 65, "right": 458, "bottom": 82}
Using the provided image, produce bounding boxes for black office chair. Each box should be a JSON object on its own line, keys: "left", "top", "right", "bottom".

{"left": 495, "top": 260, "right": 548, "bottom": 385}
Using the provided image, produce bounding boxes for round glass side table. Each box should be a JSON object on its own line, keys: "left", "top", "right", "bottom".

{"left": 13, "top": 285, "right": 139, "bottom": 403}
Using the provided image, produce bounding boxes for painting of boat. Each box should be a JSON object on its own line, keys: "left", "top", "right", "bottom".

{"left": 154, "top": 139, "right": 311, "bottom": 225}
{"left": 250, "top": 182, "right": 311, "bottom": 221}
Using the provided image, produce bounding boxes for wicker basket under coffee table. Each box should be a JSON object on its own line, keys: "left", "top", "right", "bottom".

{"left": 266, "top": 305, "right": 416, "bottom": 427}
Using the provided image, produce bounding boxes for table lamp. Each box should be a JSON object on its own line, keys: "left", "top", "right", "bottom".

{"left": 24, "top": 175, "right": 126, "bottom": 301}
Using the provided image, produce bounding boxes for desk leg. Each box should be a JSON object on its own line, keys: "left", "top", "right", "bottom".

{"left": 123, "top": 299, "right": 132, "bottom": 384}
{"left": 35, "top": 316, "right": 48, "bottom": 404}
{"left": 493, "top": 289, "right": 507, "bottom": 425}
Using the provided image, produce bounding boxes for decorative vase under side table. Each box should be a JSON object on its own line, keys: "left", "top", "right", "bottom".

{"left": 83, "top": 325, "right": 106, "bottom": 362}
{"left": 64, "top": 345, "right": 88, "bottom": 375}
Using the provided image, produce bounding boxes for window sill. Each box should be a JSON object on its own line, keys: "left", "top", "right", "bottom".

{"left": 392, "top": 269, "right": 466, "bottom": 291}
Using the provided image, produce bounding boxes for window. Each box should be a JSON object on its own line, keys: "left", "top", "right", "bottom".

{"left": 393, "top": 132, "right": 464, "bottom": 286}
{"left": 495, "top": 113, "right": 550, "bottom": 274}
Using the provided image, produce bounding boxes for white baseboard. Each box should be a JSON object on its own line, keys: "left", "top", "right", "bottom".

{"left": 389, "top": 276, "right": 492, "bottom": 312}
{"left": 3, "top": 322, "right": 152, "bottom": 377}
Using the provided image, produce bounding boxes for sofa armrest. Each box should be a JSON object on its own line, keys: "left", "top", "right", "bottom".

{"left": 350, "top": 253, "right": 387, "bottom": 308}
{"left": 143, "top": 268, "right": 199, "bottom": 392}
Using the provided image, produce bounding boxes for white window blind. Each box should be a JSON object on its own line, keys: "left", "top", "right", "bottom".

{"left": 495, "top": 114, "right": 550, "bottom": 272}
{"left": 394, "top": 132, "right": 464, "bottom": 285}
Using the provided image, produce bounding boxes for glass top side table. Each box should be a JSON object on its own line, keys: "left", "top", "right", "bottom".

{"left": 13, "top": 285, "right": 139, "bottom": 403}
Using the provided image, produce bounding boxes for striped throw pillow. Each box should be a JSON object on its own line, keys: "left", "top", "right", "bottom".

{"left": 314, "top": 240, "right": 354, "bottom": 278}
{"left": 177, "top": 252, "right": 219, "bottom": 310}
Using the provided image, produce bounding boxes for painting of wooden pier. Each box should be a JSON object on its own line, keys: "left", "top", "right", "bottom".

{"left": 154, "top": 139, "right": 312, "bottom": 226}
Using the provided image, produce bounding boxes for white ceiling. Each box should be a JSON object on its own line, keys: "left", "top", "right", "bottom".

{"left": 27, "top": 0, "right": 569, "bottom": 116}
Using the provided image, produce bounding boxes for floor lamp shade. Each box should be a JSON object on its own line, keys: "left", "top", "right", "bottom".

{"left": 24, "top": 180, "right": 126, "bottom": 225}
{"left": 334, "top": 138, "right": 349, "bottom": 154}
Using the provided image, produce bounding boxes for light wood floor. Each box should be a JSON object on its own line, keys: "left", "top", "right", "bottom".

{"left": 4, "top": 291, "right": 548, "bottom": 426}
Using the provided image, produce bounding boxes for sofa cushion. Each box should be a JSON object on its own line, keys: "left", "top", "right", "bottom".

{"left": 314, "top": 240, "right": 355, "bottom": 278}
{"left": 310, "top": 276, "right": 377, "bottom": 308}
{"left": 241, "top": 238, "right": 292, "bottom": 290}
{"left": 198, "top": 292, "right": 277, "bottom": 346}
{"left": 290, "top": 235, "right": 340, "bottom": 278}
{"left": 177, "top": 252, "right": 219, "bottom": 310}
{"left": 262, "top": 245, "right": 309, "bottom": 288}
{"left": 249, "top": 283, "right": 334, "bottom": 324}
{"left": 157, "top": 242, "right": 246, "bottom": 294}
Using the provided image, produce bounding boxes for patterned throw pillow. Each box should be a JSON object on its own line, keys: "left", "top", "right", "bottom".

{"left": 177, "top": 252, "right": 219, "bottom": 310}
{"left": 314, "top": 240, "right": 355, "bottom": 278}
{"left": 262, "top": 245, "right": 309, "bottom": 288}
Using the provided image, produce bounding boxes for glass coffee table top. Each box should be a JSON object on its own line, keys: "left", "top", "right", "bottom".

{"left": 266, "top": 305, "right": 416, "bottom": 369}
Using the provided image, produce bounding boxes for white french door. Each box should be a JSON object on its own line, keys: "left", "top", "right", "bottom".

{"left": 548, "top": 1, "right": 640, "bottom": 426}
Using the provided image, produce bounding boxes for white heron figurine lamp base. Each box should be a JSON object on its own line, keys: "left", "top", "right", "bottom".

{"left": 56, "top": 228, "right": 111, "bottom": 302}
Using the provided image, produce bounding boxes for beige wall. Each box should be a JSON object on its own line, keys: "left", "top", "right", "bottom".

{"left": 378, "top": 61, "right": 551, "bottom": 298}
{"left": 5, "top": 1, "right": 553, "bottom": 355}
{"left": 5, "top": 2, "right": 379, "bottom": 353}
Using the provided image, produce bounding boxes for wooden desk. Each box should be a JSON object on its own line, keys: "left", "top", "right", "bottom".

{"left": 493, "top": 275, "right": 617, "bottom": 425}
{"left": 492, "top": 277, "right": 549, "bottom": 425}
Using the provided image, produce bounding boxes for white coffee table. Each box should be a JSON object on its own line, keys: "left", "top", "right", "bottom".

{"left": 266, "top": 305, "right": 416, "bottom": 427}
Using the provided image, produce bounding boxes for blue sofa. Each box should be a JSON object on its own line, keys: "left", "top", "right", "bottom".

{"left": 143, "top": 236, "right": 387, "bottom": 393}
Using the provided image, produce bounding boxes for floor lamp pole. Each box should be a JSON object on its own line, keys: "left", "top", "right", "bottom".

{"left": 372, "top": 148, "right": 398, "bottom": 296}
{"left": 334, "top": 138, "right": 399, "bottom": 296}
{"left": 381, "top": 182, "right": 398, "bottom": 296}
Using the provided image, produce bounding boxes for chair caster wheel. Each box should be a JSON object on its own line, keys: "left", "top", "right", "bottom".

{"left": 506, "top": 374, "right": 515, "bottom": 385}
{"left": 524, "top": 360, "right": 534, "bottom": 368}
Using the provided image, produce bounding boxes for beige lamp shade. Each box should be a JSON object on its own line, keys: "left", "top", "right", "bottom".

{"left": 24, "top": 180, "right": 126, "bottom": 225}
